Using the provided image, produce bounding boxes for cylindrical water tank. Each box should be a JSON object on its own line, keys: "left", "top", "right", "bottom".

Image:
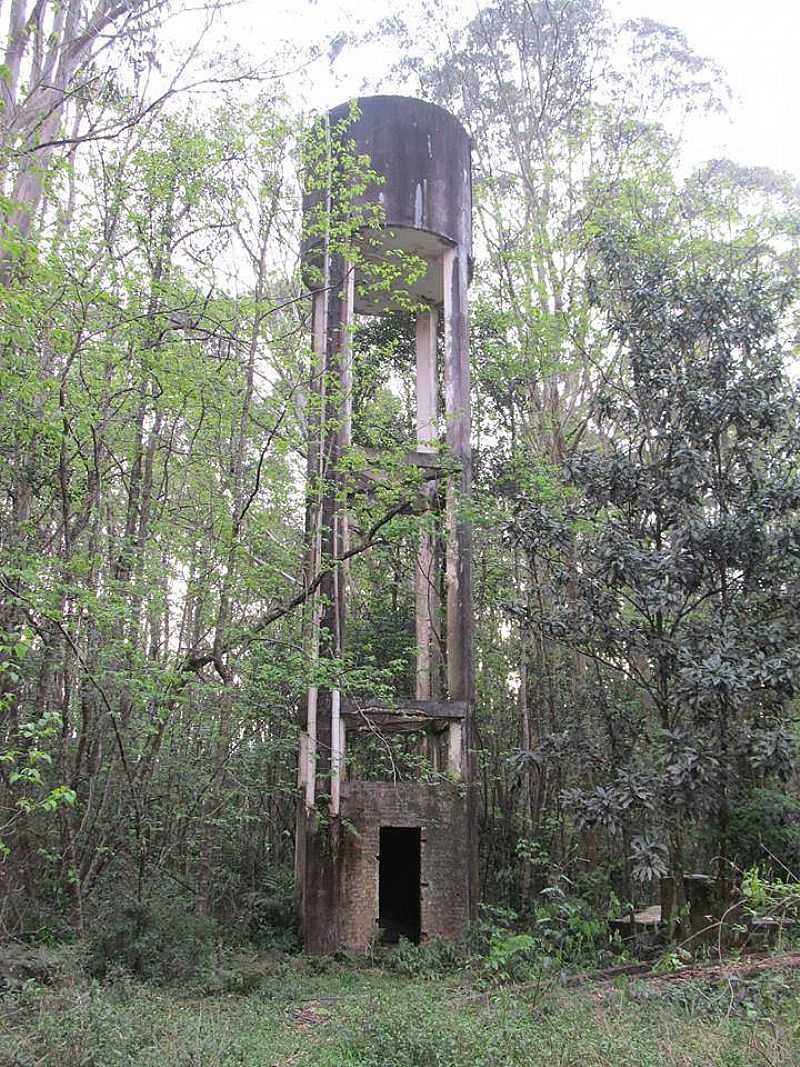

{"left": 302, "top": 95, "right": 472, "bottom": 313}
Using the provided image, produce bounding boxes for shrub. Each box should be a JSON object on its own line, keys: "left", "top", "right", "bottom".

{"left": 527, "top": 891, "right": 612, "bottom": 964}
{"left": 481, "top": 930, "right": 541, "bottom": 985}
{"left": 383, "top": 936, "right": 467, "bottom": 977}
{"left": 0, "top": 941, "right": 83, "bottom": 992}
{"left": 86, "top": 894, "right": 217, "bottom": 983}
{"left": 470, "top": 894, "right": 617, "bottom": 985}
{"left": 729, "top": 788, "right": 800, "bottom": 877}
{"left": 237, "top": 865, "right": 299, "bottom": 950}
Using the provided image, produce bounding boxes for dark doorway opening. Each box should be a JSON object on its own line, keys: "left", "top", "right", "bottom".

{"left": 379, "top": 827, "right": 421, "bottom": 944}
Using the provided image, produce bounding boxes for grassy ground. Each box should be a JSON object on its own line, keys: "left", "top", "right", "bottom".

{"left": 2, "top": 949, "right": 800, "bottom": 1067}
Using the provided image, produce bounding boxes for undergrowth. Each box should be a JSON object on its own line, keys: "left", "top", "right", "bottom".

{"left": 1, "top": 950, "right": 799, "bottom": 1067}
{"left": 3, "top": 884, "right": 800, "bottom": 1067}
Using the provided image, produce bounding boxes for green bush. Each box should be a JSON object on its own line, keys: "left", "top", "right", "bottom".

{"left": 526, "top": 892, "right": 612, "bottom": 963}
{"left": 481, "top": 930, "right": 541, "bottom": 984}
{"left": 238, "top": 866, "right": 299, "bottom": 950}
{"left": 86, "top": 894, "right": 217, "bottom": 983}
{"left": 469, "top": 895, "right": 617, "bottom": 985}
{"left": 383, "top": 936, "right": 467, "bottom": 977}
{"left": 729, "top": 788, "right": 800, "bottom": 877}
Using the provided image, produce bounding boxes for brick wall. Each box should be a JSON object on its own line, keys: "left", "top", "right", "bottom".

{"left": 298, "top": 781, "right": 474, "bottom": 953}
{"left": 336, "top": 781, "right": 471, "bottom": 951}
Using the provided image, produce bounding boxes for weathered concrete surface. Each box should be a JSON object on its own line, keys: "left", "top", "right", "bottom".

{"left": 327, "top": 95, "right": 472, "bottom": 254}
{"left": 302, "top": 95, "right": 472, "bottom": 311}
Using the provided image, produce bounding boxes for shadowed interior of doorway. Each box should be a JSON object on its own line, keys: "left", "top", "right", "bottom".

{"left": 379, "top": 826, "right": 421, "bottom": 944}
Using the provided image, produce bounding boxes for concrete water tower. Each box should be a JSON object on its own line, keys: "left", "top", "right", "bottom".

{"left": 295, "top": 96, "right": 476, "bottom": 953}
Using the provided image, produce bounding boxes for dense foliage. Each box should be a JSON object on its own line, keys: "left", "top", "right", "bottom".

{"left": 1, "top": 0, "right": 799, "bottom": 952}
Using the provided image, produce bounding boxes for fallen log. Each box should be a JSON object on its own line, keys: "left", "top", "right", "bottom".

{"left": 456, "top": 950, "right": 800, "bottom": 1005}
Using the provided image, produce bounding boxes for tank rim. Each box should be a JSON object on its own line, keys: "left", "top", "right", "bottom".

{"left": 327, "top": 94, "right": 470, "bottom": 143}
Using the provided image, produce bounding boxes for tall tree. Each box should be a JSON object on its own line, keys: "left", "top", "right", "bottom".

{"left": 511, "top": 185, "right": 800, "bottom": 897}
{"left": 0, "top": 0, "right": 174, "bottom": 278}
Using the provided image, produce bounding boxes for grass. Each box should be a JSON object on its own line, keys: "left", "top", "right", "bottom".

{"left": 1, "top": 949, "right": 800, "bottom": 1067}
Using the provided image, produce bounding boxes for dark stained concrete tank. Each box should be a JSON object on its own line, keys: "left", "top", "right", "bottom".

{"left": 302, "top": 95, "right": 472, "bottom": 313}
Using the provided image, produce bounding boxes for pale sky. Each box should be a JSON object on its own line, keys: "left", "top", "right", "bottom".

{"left": 612, "top": 0, "right": 800, "bottom": 177}
{"left": 218, "top": 0, "right": 800, "bottom": 180}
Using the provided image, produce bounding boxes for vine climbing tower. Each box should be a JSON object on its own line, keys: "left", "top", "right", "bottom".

{"left": 295, "top": 96, "right": 476, "bottom": 953}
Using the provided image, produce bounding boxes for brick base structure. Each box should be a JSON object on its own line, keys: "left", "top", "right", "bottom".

{"left": 296, "top": 781, "right": 473, "bottom": 953}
